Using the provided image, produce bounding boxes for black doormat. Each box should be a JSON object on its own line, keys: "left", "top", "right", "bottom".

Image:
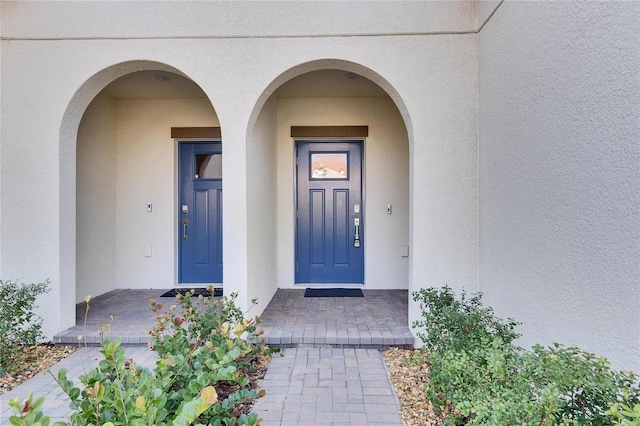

{"left": 304, "top": 288, "right": 364, "bottom": 298}
{"left": 161, "top": 288, "right": 223, "bottom": 298}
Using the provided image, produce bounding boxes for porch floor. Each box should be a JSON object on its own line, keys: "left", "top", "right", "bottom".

{"left": 54, "top": 288, "right": 414, "bottom": 348}
{"left": 258, "top": 289, "right": 413, "bottom": 348}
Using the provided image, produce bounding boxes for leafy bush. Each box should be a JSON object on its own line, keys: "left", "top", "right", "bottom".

{"left": 150, "top": 291, "right": 274, "bottom": 371}
{"left": 147, "top": 290, "right": 276, "bottom": 424}
{"left": 412, "top": 285, "right": 520, "bottom": 354}
{"left": 426, "top": 338, "right": 559, "bottom": 425}
{"left": 50, "top": 289, "right": 275, "bottom": 425}
{"left": 528, "top": 344, "right": 640, "bottom": 425}
{"left": 55, "top": 339, "right": 224, "bottom": 426}
{"left": 0, "top": 279, "right": 50, "bottom": 374}
{"left": 8, "top": 393, "right": 66, "bottom": 426}
{"left": 609, "top": 400, "right": 640, "bottom": 425}
{"left": 413, "top": 286, "right": 640, "bottom": 426}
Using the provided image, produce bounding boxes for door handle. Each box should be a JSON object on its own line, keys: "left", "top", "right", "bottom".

{"left": 183, "top": 219, "right": 188, "bottom": 240}
{"left": 354, "top": 218, "right": 360, "bottom": 248}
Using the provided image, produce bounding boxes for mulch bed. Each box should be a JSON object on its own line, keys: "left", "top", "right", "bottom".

{"left": 215, "top": 354, "right": 272, "bottom": 417}
{"left": 383, "top": 347, "right": 449, "bottom": 426}
{"left": 0, "top": 343, "right": 78, "bottom": 395}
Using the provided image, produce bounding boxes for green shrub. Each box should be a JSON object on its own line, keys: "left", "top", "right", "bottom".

{"left": 8, "top": 394, "right": 67, "bottom": 426}
{"left": 55, "top": 339, "right": 226, "bottom": 426}
{"left": 412, "top": 285, "right": 520, "bottom": 355}
{"left": 0, "top": 279, "right": 50, "bottom": 374}
{"left": 427, "top": 338, "right": 560, "bottom": 425}
{"left": 52, "top": 289, "right": 274, "bottom": 425}
{"left": 150, "top": 291, "right": 275, "bottom": 369}
{"left": 150, "top": 290, "right": 276, "bottom": 424}
{"left": 528, "top": 343, "right": 640, "bottom": 425}
{"left": 413, "top": 286, "right": 640, "bottom": 426}
{"left": 609, "top": 400, "right": 640, "bottom": 425}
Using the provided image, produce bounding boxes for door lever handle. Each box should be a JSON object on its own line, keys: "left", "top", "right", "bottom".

{"left": 354, "top": 218, "right": 360, "bottom": 248}
{"left": 183, "top": 219, "right": 188, "bottom": 240}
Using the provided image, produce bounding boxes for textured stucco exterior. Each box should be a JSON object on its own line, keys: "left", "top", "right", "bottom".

{"left": 478, "top": 1, "right": 640, "bottom": 371}
{"left": 1, "top": 1, "right": 638, "bottom": 372}
{"left": 76, "top": 92, "right": 117, "bottom": 302}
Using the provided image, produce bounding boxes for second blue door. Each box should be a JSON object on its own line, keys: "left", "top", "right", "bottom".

{"left": 296, "top": 141, "right": 364, "bottom": 283}
{"left": 179, "top": 142, "right": 223, "bottom": 283}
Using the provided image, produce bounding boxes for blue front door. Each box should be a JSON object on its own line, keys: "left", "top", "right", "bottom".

{"left": 296, "top": 141, "right": 364, "bottom": 283}
{"left": 179, "top": 142, "right": 223, "bottom": 283}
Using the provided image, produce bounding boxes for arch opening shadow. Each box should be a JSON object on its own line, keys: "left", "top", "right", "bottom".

{"left": 245, "top": 59, "right": 414, "bottom": 317}
{"left": 59, "top": 60, "right": 219, "bottom": 331}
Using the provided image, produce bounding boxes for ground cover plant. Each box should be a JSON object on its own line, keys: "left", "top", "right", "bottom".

{"left": 409, "top": 286, "right": 640, "bottom": 426}
{"left": 8, "top": 289, "right": 277, "bottom": 426}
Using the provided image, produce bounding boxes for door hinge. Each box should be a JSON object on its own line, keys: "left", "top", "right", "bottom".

{"left": 296, "top": 263, "right": 299, "bottom": 272}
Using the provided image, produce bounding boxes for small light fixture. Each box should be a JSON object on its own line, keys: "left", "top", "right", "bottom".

{"left": 344, "top": 72, "right": 359, "bottom": 80}
{"left": 154, "top": 74, "right": 171, "bottom": 82}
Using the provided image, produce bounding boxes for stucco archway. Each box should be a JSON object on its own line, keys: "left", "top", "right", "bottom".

{"left": 248, "top": 59, "right": 413, "bottom": 143}
{"left": 59, "top": 60, "right": 219, "bottom": 330}
{"left": 244, "top": 59, "right": 414, "bottom": 314}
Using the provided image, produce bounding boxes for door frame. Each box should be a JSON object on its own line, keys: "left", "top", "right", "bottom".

{"left": 176, "top": 139, "right": 223, "bottom": 286}
{"left": 293, "top": 138, "right": 366, "bottom": 285}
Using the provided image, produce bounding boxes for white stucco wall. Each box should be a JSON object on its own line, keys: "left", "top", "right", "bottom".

{"left": 2, "top": 1, "right": 476, "bottom": 39}
{"left": 1, "top": 1, "right": 480, "bottom": 339}
{"left": 0, "top": 1, "right": 3, "bottom": 274}
{"left": 114, "top": 98, "right": 218, "bottom": 289}
{"left": 275, "top": 96, "right": 410, "bottom": 289}
{"left": 476, "top": 0, "right": 501, "bottom": 30}
{"left": 246, "top": 95, "right": 278, "bottom": 315}
{"left": 77, "top": 95, "right": 218, "bottom": 299}
{"left": 478, "top": 1, "right": 640, "bottom": 371}
{"left": 76, "top": 92, "right": 117, "bottom": 302}
{"left": 0, "top": 41, "right": 74, "bottom": 338}
{"left": 1, "top": 0, "right": 633, "bottom": 374}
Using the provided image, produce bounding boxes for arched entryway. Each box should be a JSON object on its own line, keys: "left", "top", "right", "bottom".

{"left": 59, "top": 61, "right": 220, "bottom": 322}
{"left": 245, "top": 59, "right": 413, "bottom": 312}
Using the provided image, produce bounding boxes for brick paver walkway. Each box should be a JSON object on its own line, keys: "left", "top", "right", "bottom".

{"left": 254, "top": 347, "right": 402, "bottom": 425}
{"left": 2, "top": 289, "right": 410, "bottom": 425}
{"left": 259, "top": 290, "right": 413, "bottom": 348}
{"left": 0, "top": 347, "right": 157, "bottom": 425}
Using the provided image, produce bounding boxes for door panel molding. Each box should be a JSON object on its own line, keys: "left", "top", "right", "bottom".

{"left": 178, "top": 141, "right": 223, "bottom": 284}
{"left": 295, "top": 140, "right": 364, "bottom": 284}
